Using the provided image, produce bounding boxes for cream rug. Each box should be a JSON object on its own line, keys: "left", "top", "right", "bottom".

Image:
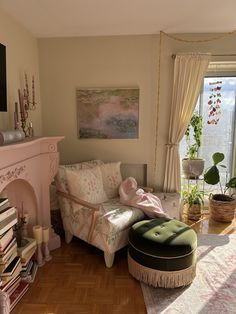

{"left": 141, "top": 234, "right": 236, "bottom": 314}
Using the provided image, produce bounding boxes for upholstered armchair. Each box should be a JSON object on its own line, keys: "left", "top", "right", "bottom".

{"left": 55, "top": 160, "right": 180, "bottom": 267}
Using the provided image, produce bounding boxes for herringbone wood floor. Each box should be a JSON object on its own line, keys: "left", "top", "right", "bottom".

{"left": 12, "top": 214, "right": 236, "bottom": 314}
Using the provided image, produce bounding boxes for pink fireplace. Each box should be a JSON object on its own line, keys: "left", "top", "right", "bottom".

{"left": 0, "top": 136, "right": 64, "bottom": 250}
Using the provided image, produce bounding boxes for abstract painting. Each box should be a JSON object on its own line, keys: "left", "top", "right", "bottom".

{"left": 77, "top": 88, "right": 139, "bottom": 139}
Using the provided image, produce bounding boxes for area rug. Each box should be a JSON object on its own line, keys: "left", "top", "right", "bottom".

{"left": 141, "top": 234, "right": 236, "bottom": 314}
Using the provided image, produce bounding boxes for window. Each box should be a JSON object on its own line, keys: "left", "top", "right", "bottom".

{"left": 180, "top": 70, "right": 236, "bottom": 193}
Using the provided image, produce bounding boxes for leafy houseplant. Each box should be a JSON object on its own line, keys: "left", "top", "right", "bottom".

{"left": 185, "top": 113, "right": 203, "bottom": 160}
{"left": 182, "top": 185, "right": 204, "bottom": 220}
{"left": 204, "top": 152, "right": 236, "bottom": 222}
{"left": 182, "top": 113, "right": 205, "bottom": 178}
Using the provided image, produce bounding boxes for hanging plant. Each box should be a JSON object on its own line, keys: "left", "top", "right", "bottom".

{"left": 207, "top": 80, "right": 222, "bottom": 125}
{"left": 185, "top": 112, "right": 203, "bottom": 159}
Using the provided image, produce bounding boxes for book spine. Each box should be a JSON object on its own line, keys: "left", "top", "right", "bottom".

{"left": 0, "top": 217, "right": 17, "bottom": 236}
{"left": 0, "top": 207, "right": 16, "bottom": 223}
{"left": 0, "top": 228, "right": 13, "bottom": 250}
{"left": 0, "top": 202, "right": 10, "bottom": 213}
{"left": 0, "top": 198, "right": 9, "bottom": 207}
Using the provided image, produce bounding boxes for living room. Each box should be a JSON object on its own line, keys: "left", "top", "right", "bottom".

{"left": 0, "top": 1, "right": 236, "bottom": 313}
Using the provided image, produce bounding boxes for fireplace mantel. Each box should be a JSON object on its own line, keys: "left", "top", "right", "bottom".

{"left": 0, "top": 136, "right": 64, "bottom": 250}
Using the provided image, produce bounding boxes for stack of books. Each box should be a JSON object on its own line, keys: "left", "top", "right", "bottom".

{"left": 18, "top": 237, "right": 37, "bottom": 283}
{"left": 0, "top": 197, "right": 30, "bottom": 310}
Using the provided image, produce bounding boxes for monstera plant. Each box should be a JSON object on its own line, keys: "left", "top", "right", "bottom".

{"left": 204, "top": 152, "right": 236, "bottom": 222}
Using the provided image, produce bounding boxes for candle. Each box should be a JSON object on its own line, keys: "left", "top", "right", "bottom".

{"left": 15, "top": 102, "right": 19, "bottom": 123}
{"left": 14, "top": 112, "right": 17, "bottom": 130}
{"left": 42, "top": 227, "right": 50, "bottom": 242}
{"left": 25, "top": 73, "right": 30, "bottom": 108}
{"left": 33, "top": 225, "right": 43, "bottom": 244}
{"left": 32, "top": 75, "right": 35, "bottom": 107}
{"left": 18, "top": 89, "right": 25, "bottom": 120}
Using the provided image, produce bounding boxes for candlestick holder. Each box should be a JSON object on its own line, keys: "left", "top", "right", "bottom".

{"left": 16, "top": 73, "right": 37, "bottom": 137}
{"left": 42, "top": 227, "right": 52, "bottom": 262}
{"left": 36, "top": 243, "right": 45, "bottom": 267}
{"left": 33, "top": 225, "right": 45, "bottom": 267}
{"left": 43, "top": 241, "right": 52, "bottom": 262}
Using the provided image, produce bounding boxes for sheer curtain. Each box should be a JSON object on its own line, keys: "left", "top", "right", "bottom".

{"left": 163, "top": 53, "right": 211, "bottom": 193}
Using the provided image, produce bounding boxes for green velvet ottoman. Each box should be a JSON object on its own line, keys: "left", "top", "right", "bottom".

{"left": 128, "top": 218, "right": 197, "bottom": 288}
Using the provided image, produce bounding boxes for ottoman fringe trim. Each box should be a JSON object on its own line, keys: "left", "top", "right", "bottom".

{"left": 128, "top": 253, "right": 196, "bottom": 288}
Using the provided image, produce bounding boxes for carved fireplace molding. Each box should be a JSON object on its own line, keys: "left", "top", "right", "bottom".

{"left": 0, "top": 136, "right": 64, "bottom": 250}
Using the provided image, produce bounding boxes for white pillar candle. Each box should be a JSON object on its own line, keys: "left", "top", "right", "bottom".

{"left": 42, "top": 227, "right": 50, "bottom": 242}
{"left": 33, "top": 225, "right": 43, "bottom": 244}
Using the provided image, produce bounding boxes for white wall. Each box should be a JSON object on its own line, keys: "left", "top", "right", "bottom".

{"left": 0, "top": 8, "right": 42, "bottom": 135}
{"left": 38, "top": 33, "right": 236, "bottom": 189}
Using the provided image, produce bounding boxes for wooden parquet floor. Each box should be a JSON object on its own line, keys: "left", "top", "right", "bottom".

{"left": 11, "top": 237, "right": 146, "bottom": 314}
{"left": 12, "top": 214, "right": 236, "bottom": 314}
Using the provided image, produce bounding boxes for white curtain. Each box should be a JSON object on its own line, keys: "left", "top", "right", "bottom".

{"left": 163, "top": 53, "right": 211, "bottom": 193}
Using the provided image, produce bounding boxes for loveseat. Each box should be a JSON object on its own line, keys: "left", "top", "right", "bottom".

{"left": 55, "top": 160, "right": 180, "bottom": 267}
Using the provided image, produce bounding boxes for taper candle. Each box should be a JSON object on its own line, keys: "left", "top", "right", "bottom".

{"left": 18, "top": 89, "right": 25, "bottom": 120}
{"left": 32, "top": 75, "right": 35, "bottom": 106}
{"left": 33, "top": 225, "right": 43, "bottom": 244}
{"left": 42, "top": 227, "right": 49, "bottom": 242}
{"left": 14, "top": 112, "right": 17, "bottom": 130}
{"left": 15, "top": 102, "right": 19, "bottom": 123}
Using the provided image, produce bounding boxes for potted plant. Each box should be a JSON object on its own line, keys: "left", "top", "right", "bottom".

{"left": 182, "top": 112, "right": 205, "bottom": 178}
{"left": 182, "top": 185, "right": 204, "bottom": 220}
{"left": 204, "top": 152, "right": 236, "bottom": 222}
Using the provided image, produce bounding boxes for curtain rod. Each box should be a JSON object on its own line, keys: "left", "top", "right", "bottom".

{"left": 172, "top": 54, "right": 236, "bottom": 59}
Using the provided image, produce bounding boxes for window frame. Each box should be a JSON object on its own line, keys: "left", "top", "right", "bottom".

{"left": 200, "top": 69, "right": 236, "bottom": 177}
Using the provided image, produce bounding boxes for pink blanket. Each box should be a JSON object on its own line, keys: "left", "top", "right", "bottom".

{"left": 119, "top": 177, "right": 169, "bottom": 218}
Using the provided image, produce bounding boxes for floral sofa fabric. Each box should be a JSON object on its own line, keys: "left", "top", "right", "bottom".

{"left": 55, "top": 160, "right": 180, "bottom": 267}
{"left": 59, "top": 196, "right": 144, "bottom": 254}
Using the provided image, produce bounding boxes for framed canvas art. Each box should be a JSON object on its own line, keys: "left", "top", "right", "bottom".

{"left": 77, "top": 87, "right": 139, "bottom": 139}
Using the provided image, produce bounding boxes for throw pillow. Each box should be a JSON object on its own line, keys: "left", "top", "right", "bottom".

{"left": 65, "top": 166, "right": 108, "bottom": 204}
{"left": 55, "top": 160, "right": 104, "bottom": 193}
{"left": 99, "top": 162, "right": 122, "bottom": 199}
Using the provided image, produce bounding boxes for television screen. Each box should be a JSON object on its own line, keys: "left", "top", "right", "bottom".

{"left": 0, "top": 43, "right": 7, "bottom": 112}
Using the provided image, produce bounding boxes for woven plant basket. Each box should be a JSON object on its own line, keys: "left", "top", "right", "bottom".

{"left": 209, "top": 193, "right": 236, "bottom": 223}
{"left": 187, "top": 204, "right": 202, "bottom": 221}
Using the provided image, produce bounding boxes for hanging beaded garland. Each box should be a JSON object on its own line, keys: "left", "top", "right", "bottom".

{"left": 207, "top": 80, "right": 222, "bottom": 125}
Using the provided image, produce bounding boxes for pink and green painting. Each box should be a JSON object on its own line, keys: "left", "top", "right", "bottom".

{"left": 77, "top": 88, "right": 139, "bottom": 139}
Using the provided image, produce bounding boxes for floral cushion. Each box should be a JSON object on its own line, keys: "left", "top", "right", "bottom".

{"left": 65, "top": 166, "right": 108, "bottom": 204}
{"left": 55, "top": 160, "right": 104, "bottom": 193}
{"left": 99, "top": 162, "right": 122, "bottom": 198}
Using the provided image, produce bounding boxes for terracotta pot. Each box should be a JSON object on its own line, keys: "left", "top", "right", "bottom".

{"left": 182, "top": 159, "right": 205, "bottom": 179}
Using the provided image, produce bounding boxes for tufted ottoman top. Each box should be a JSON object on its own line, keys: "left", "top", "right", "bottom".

{"left": 128, "top": 218, "right": 197, "bottom": 271}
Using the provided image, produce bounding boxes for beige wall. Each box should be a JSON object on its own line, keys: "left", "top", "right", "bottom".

{"left": 0, "top": 9, "right": 42, "bottom": 135}
{"left": 38, "top": 35, "right": 158, "bottom": 186}
{"left": 38, "top": 33, "right": 236, "bottom": 189}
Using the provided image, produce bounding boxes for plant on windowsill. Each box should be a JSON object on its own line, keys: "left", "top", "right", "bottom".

{"left": 204, "top": 152, "right": 236, "bottom": 222}
{"left": 182, "top": 185, "right": 204, "bottom": 220}
{"left": 182, "top": 112, "right": 205, "bottom": 179}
